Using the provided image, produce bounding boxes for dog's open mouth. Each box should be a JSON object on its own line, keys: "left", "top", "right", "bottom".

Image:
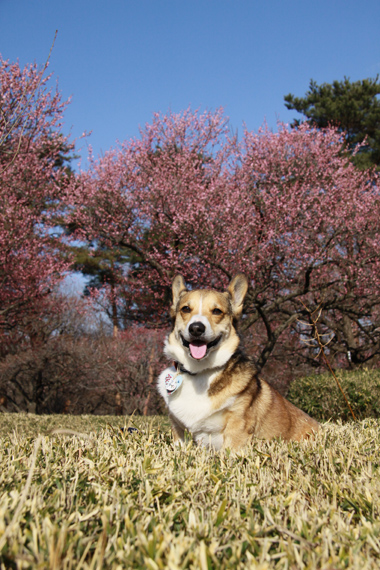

{"left": 180, "top": 335, "right": 222, "bottom": 360}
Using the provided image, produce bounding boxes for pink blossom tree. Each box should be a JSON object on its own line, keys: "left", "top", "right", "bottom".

{"left": 68, "top": 109, "right": 380, "bottom": 370}
{"left": 0, "top": 55, "right": 74, "bottom": 344}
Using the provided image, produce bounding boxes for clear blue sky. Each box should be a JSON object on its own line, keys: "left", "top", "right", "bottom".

{"left": 1, "top": 0, "right": 380, "bottom": 168}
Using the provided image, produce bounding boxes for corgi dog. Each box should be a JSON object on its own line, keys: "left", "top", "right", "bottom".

{"left": 157, "top": 274, "right": 319, "bottom": 450}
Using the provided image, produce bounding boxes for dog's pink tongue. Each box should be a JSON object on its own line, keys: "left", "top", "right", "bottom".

{"left": 190, "top": 342, "right": 207, "bottom": 359}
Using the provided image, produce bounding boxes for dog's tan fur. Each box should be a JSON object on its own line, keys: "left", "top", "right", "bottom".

{"left": 157, "top": 274, "right": 319, "bottom": 450}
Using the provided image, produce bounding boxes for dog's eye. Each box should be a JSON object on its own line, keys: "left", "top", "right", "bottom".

{"left": 212, "top": 308, "right": 223, "bottom": 316}
{"left": 181, "top": 306, "right": 191, "bottom": 313}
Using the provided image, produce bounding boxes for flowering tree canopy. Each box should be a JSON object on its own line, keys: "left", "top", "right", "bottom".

{"left": 0, "top": 55, "right": 74, "bottom": 337}
{"left": 68, "top": 108, "right": 380, "bottom": 369}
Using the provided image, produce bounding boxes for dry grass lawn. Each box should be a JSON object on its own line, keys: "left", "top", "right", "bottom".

{"left": 0, "top": 413, "right": 379, "bottom": 569}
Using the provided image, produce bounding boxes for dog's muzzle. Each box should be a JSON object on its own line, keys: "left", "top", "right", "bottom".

{"left": 180, "top": 333, "right": 222, "bottom": 360}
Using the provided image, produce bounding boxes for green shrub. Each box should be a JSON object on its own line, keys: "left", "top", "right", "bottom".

{"left": 288, "top": 368, "right": 380, "bottom": 422}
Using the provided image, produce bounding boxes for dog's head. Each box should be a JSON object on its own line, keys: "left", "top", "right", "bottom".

{"left": 165, "top": 274, "right": 248, "bottom": 371}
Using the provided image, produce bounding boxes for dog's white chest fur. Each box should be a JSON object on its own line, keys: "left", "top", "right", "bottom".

{"left": 158, "top": 366, "right": 232, "bottom": 450}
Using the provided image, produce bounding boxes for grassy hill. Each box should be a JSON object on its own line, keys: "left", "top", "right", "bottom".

{"left": 0, "top": 369, "right": 379, "bottom": 569}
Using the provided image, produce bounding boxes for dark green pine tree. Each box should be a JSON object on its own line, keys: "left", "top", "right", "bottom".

{"left": 284, "top": 76, "right": 380, "bottom": 170}
{"left": 72, "top": 244, "right": 133, "bottom": 335}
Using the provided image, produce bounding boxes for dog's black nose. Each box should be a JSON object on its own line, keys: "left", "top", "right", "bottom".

{"left": 189, "top": 321, "right": 206, "bottom": 337}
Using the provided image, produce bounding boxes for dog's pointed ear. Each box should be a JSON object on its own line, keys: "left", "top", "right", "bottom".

{"left": 227, "top": 274, "right": 248, "bottom": 319}
{"left": 171, "top": 275, "right": 187, "bottom": 315}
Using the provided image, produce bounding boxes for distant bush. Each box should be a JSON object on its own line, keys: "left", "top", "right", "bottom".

{"left": 0, "top": 328, "right": 168, "bottom": 416}
{"left": 288, "top": 368, "right": 380, "bottom": 422}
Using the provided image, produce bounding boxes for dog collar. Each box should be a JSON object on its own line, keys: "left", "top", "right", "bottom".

{"left": 164, "top": 362, "right": 197, "bottom": 396}
{"left": 174, "top": 361, "right": 197, "bottom": 376}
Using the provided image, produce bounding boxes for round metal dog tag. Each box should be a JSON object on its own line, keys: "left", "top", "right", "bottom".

{"left": 165, "top": 371, "right": 183, "bottom": 395}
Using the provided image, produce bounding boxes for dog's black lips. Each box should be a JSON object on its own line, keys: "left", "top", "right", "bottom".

{"left": 180, "top": 334, "right": 222, "bottom": 351}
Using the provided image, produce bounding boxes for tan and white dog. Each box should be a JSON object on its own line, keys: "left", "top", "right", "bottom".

{"left": 157, "top": 274, "right": 319, "bottom": 450}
